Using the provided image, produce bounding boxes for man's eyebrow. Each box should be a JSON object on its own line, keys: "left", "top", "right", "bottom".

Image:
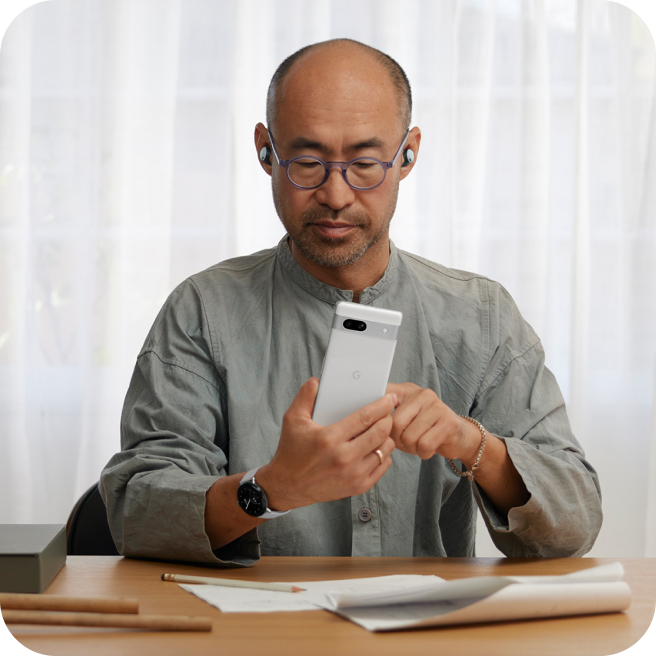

{"left": 288, "top": 137, "right": 329, "bottom": 153}
{"left": 349, "top": 137, "right": 385, "bottom": 150}
{"left": 287, "top": 136, "right": 386, "bottom": 153}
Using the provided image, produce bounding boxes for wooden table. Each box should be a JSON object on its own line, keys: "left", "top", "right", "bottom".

{"left": 3, "top": 556, "right": 655, "bottom": 656}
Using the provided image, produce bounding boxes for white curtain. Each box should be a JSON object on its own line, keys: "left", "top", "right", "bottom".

{"left": 0, "top": 0, "right": 654, "bottom": 558}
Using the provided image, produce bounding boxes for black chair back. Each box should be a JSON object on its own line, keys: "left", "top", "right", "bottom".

{"left": 66, "top": 483, "right": 120, "bottom": 555}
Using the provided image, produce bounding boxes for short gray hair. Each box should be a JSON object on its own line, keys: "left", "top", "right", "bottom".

{"left": 266, "top": 39, "right": 412, "bottom": 132}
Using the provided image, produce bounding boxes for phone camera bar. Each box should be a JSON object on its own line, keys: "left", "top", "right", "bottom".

{"left": 343, "top": 319, "right": 367, "bottom": 332}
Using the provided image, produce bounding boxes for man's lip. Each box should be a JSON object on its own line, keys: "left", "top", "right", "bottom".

{"left": 311, "top": 221, "right": 355, "bottom": 228}
{"left": 311, "top": 223, "right": 356, "bottom": 237}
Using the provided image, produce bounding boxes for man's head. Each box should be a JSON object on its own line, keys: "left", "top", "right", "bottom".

{"left": 254, "top": 39, "right": 421, "bottom": 271}
{"left": 265, "top": 39, "right": 413, "bottom": 135}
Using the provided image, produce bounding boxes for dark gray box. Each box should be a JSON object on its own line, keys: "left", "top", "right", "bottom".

{"left": 0, "top": 525, "right": 67, "bottom": 593}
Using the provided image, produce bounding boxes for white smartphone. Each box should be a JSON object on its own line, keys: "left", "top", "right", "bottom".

{"left": 312, "top": 301, "right": 403, "bottom": 426}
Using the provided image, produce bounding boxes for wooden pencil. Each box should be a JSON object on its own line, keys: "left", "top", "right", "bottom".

{"left": 2, "top": 609, "right": 212, "bottom": 632}
{"left": 0, "top": 593, "right": 138, "bottom": 615}
{"left": 161, "top": 572, "right": 305, "bottom": 592}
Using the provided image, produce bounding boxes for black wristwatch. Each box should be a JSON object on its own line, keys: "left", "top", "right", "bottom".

{"left": 237, "top": 467, "right": 290, "bottom": 519}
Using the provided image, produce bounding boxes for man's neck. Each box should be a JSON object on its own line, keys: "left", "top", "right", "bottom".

{"left": 288, "top": 236, "right": 391, "bottom": 303}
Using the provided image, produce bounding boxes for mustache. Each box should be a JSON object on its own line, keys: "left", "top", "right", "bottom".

{"left": 301, "top": 207, "right": 369, "bottom": 227}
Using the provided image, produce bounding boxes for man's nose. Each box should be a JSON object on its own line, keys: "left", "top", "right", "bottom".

{"left": 314, "top": 166, "right": 355, "bottom": 210}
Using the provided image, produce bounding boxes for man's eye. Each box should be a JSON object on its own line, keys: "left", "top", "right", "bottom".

{"left": 298, "top": 161, "right": 321, "bottom": 168}
{"left": 353, "top": 161, "right": 376, "bottom": 169}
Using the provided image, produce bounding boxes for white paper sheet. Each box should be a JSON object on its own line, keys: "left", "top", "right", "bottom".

{"left": 180, "top": 562, "right": 631, "bottom": 632}
{"left": 181, "top": 574, "right": 439, "bottom": 613}
{"left": 324, "top": 563, "right": 631, "bottom": 631}
{"left": 333, "top": 581, "right": 632, "bottom": 632}
{"left": 323, "top": 562, "right": 626, "bottom": 609}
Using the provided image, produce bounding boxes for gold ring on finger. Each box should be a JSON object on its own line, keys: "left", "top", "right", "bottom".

{"left": 375, "top": 449, "right": 384, "bottom": 465}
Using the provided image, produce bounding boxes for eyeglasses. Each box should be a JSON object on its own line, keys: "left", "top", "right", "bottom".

{"left": 267, "top": 129, "right": 410, "bottom": 191}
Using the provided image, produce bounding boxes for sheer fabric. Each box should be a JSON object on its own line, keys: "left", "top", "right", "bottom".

{"left": 0, "top": 0, "right": 654, "bottom": 557}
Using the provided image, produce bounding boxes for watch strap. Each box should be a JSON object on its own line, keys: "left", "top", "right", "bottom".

{"left": 240, "top": 467, "right": 291, "bottom": 519}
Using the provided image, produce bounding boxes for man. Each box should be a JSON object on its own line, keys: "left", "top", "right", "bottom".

{"left": 100, "top": 39, "right": 602, "bottom": 566}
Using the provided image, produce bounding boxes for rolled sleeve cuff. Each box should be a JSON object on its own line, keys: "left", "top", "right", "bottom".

{"left": 473, "top": 436, "right": 538, "bottom": 532}
{"left": 472, "top": 437, "right": 601, "bottom": 557}
{"left": 119, "top": 472, "right": 261, "bottom": 567}
{"left": 212, "top": 528, "right": 261, "bottom": 566}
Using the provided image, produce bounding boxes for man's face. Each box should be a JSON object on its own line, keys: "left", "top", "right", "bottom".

{"left": 262, "top": 48, "right": 416, "bottom": 269}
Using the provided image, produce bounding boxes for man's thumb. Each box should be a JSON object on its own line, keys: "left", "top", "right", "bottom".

{"left": 291, "top": 377, "right": 320, "bottom": 417}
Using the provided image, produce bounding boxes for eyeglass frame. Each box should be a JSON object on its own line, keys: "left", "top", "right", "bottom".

{"left": 267, "top": 128, "right": 411, "bottom": 191}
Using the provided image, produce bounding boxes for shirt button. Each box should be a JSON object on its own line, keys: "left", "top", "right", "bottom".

{"left": 358, "top": 507, "right": 372, "bottom": 522}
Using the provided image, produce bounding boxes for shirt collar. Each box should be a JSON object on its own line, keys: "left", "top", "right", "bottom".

{"left": 277, "top": 235, "right": 398, "bottom": 306}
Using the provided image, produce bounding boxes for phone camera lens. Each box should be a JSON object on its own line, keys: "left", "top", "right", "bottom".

{"left": 343, "top": 319, "right": 367, "bottom": 332}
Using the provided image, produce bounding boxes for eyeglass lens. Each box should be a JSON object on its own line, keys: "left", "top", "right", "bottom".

{"left": 288, "top": 158, "right": 385, "bottom": 189}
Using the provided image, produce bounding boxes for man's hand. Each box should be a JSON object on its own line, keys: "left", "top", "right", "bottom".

{"left": 386, "top": 382, "right": 530, "bottom": 515}
{"left": 386, "top": 383, "right": 481, "bottom": 466}
{"left": 256, "top": 378, "right": 398, "bottom": 511}
{"left": 205, "top": 378, "right": 397, "bottom": 550}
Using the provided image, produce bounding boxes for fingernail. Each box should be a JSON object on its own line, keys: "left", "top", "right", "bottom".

{"left": 392, "top": 394, "right": 398, "bottom": 406}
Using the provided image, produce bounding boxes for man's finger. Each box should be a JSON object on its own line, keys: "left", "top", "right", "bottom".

{"left": 366, "top": 436, "right": 396, "bottom": 473}
{"left": 389, "top": 398, "right": 423, "bottom": 442}
{"left": 288, "top": 377, "right": 320, "bottom": 419}
{"left": 390, "top": 389, "right": 445, "bottom": 440}
{"left": 393, "top": 403, "right": 443, "bottom": 445}
{"left": 333, "top": 393, "right": 398, "bottom": 442}
{"left": 386, "top": 383, "right": 407, "bottom": 406}
{"left": 348, "top": 415, "right": 394, "bottom": 458}
{"left": 364, "top": 449, "right": 394, "bottom": 485}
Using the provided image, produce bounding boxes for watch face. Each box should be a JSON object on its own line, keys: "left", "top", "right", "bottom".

{"left": 237, "top": 482, "right": 267, "bottom": 517}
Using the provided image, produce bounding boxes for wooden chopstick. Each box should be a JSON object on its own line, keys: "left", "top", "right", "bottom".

{"left": 2, "top": 610, "right": 212, "bottom": 632}
{"left": 0, "top": 593, "right": 138, "bottom": 615}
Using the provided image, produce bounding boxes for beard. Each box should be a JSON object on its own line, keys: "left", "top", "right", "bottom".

{"left": 272, "top": 184, "right": 399, "bottom": 268}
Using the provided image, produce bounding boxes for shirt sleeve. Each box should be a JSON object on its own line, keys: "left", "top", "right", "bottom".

{"left": 99, "top": 279, "right": 260, "bottom": 566}
{"left": 470, "top": 283, "right": 603, "bottom": 557}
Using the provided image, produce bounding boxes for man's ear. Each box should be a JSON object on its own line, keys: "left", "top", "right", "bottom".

{"left": 399, "top": 127, "right": 421, "bottom": 181}
{"left": 254, "top": 123, "right": 273, "bottom": 175}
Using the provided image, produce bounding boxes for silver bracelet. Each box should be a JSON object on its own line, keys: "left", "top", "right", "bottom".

{"left": 448, "top": 416, "right": 486, "bottom": 482}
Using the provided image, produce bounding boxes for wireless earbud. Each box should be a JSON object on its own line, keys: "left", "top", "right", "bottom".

{"left": 402, "top": 149, "right": 415, "bottom": 167}
{"left": 260, "top": 146, "right": 272, "bottom": 165}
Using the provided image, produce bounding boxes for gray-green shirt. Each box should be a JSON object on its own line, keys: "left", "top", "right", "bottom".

{"left": 100, "top": 238, "right": 602, "bottom": 566}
